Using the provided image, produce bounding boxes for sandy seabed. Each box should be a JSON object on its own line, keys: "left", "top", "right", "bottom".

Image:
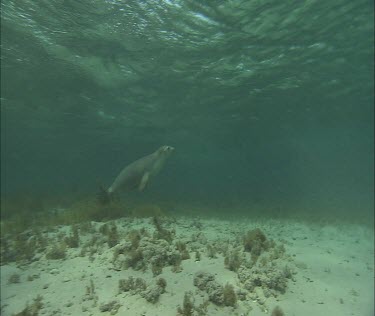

{"left": 1, "top": 215, "right": 374, "bottom": 316}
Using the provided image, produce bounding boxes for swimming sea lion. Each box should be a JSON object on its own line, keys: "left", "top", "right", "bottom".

{"left": 98, "top": 145, "right": 174, "bottom": 204}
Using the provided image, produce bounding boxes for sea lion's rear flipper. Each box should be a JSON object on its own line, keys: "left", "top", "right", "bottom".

{"left": 138, "top": 172, "right": 150, "bottom": 191}
{"left": 97, "top": 185, "right": 111, "bottom": 205}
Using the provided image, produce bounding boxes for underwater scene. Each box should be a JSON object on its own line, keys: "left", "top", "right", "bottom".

{"left": 1, "top": 0, "right": 374, "bottom": 315}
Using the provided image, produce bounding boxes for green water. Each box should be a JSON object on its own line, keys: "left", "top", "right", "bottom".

{"left": 1, "top": 0, "right": 373, "bottom": 221}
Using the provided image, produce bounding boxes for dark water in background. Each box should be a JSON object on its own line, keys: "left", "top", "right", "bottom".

{"left": 1, "top": 0, "right": 374, "bottom": 220}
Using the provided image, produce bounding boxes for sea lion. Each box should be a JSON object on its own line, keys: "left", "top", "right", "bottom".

{"left": 98, "top": 145, "right": 174, "bottom": 204}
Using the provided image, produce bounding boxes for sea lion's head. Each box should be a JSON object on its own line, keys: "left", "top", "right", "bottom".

{"left": 157, "top": 145, "right": 175, "bottom": 157}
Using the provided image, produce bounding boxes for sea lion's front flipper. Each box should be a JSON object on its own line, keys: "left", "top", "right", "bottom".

{"left": 138, "top": 172, "right": 150, "bottom": 191}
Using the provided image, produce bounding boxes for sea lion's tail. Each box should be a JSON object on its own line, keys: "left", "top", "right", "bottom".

{"left": 96, "top": 185, "right": 112, "bottom": 205}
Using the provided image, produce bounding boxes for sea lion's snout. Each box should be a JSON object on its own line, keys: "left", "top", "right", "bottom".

{"left": 160, "top": 145, "right": 175, "bottom": 153}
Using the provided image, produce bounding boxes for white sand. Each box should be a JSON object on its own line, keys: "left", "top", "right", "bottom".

{"left": 1, "top": 216, "right": 374, "bottom": 316}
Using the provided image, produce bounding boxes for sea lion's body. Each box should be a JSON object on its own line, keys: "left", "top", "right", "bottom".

{"left": 107, "top": 145, "right": 174, "bottom": 197}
